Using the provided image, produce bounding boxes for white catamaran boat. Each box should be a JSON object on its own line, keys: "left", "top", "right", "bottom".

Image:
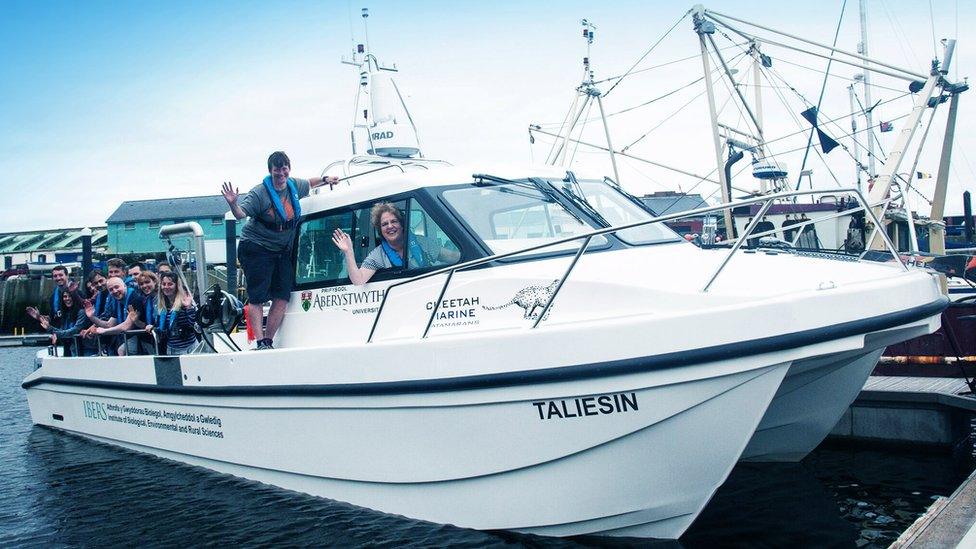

{"left": 24, "top": 8, "right": 947, "bottom": 541}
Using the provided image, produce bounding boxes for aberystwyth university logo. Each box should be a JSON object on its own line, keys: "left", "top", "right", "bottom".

{"left": 301, "top": 291, "right": 313, "bottom": 312}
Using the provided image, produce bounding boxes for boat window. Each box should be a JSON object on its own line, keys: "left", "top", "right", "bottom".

{"left": 441, "top": 182, "right": 607, "bottom": 255}
{"left": 564, "top": 180, "right": 681, "bottom": 245}
{"left": 295, "top": 198, "right": 461, "bottom": 288}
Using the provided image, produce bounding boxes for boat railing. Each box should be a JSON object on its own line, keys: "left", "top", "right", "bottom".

{"left": 48, "top": 329, "right": 160, "bottom": 357}
{"left": 367, "top": 187, "right": 905, "bottom": 343}
{"left": 731, "top": 195, "right": 896, "bottom": 249}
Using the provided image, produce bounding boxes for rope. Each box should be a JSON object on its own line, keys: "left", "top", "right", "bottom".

{"left": 592, "top": 43, "right": 746, "bottom": 85}
{"left": 604, "top": 10, "right": 691, "bottom": 96}
{"left": 795, "top": 0, "right": 848, "bottom": 190}
{"left": 620, "top": 51, "right": 747, "bottom": 153}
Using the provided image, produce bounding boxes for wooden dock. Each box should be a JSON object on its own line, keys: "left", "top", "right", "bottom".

{"left": 862, "top": 376, "right": 976, "bottom": 411}
{"left": 895, "top": 466, "right": 976, "bottom": 548}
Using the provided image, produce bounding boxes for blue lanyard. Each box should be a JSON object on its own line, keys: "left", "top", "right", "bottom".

{"left": 145, "top": 295, "right": 156, "bottom": 325}
{"left": 262, "top": 176, "right": 301, "bottom": 225}
{"left": 158, "top": 308, "right": 178, "bottom": 332}
{"left": 115, "top": 288, "right": 132, "bottom": 321}
{"left": 381, "top": 235, "right": 427, "bottom": 268}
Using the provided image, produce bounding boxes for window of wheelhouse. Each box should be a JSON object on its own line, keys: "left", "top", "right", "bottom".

{"left": 440, "top": 182, "right": 607, "bottom": 255}
{"left": 294, "top": 197, "right": 461, "bottom": 288}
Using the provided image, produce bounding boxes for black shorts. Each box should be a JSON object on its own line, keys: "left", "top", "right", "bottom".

{"left": 238, "top": 240, "right": 294, "bottom": 304}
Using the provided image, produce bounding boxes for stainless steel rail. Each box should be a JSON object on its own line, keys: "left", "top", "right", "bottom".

{"left": 367, "top": 188, "right": 905, "bottom": 343}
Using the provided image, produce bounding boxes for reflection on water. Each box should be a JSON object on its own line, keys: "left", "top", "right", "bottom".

{"left": 1, "top": 347, "right": 970, "bottom": 547}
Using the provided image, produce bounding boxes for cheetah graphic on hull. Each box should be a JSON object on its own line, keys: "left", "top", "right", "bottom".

{"left": 482, "top": 279, "right": 560, "bottom": 319}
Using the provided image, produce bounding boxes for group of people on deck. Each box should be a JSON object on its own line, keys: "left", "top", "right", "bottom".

{"left": 27, "top": 258, "right": 198, "bottom": 357}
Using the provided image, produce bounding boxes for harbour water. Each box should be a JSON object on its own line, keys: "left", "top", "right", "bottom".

{"left": 1, "top": 346, "right": 971, "bottom": 547}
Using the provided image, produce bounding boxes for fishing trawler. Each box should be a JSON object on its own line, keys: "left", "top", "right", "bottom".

{"left": 23, "top": 7, "right": 947, "bottom": 540}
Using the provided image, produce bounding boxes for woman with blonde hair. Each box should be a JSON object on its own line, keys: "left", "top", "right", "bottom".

{"left": 149, "top": 271, "right": 199, "bottom": 355}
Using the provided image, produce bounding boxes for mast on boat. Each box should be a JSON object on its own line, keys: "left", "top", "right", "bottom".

{"left": 696, "top": 6, "right": 967, "bottom": 253}
{"left": 857, "top": 0, "right": 877, "bottom": 181}
{"left": 547, "top": 19, "right": 621, "bottom": 186}
{"left": 342, "top": 7, "right": 424, "bottom": 160}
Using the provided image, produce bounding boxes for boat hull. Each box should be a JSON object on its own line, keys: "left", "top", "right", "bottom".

{"left": 742, "top": 316, "right": 940, "bottom": 462}
{"left": 26, "top": 353, "right": 788, "bottom": 539}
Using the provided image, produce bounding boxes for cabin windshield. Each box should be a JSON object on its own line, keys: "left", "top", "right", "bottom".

{"left": 551, "top": 179, "right": 682, "bottom": 245}
{"left": 441, "top": 181, "right": 608, "bottom": 255}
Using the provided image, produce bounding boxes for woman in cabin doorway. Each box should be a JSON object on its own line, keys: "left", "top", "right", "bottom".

{"left": 331, "top": 201, "right": 460, "bottom": 285}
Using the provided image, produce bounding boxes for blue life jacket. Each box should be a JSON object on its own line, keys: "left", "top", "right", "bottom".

{"left": 52, "top": 286, "right": 61, "bottom": 317}
{"left": 144, "top": 294, "right": 157, "bottom": 325}
{"left": 94, "top": 290, "right": 107, "bottom": 317}
{"left": 259, "top": 176, "right": 301, "bottom": 232}
{"left": 157, "top": 307, "right": 178, "bottom": 334}
{"left": 381, "top": 235, "right": 428, "bottom": 268}
{"left": 114, "top": 287, "right": 135, "bottom": 322}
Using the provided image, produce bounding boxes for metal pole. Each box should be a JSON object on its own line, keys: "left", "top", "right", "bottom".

{"left": 697, "top": 20, "right": 735, "bottom": 238}
{"left": 80, "top": 227, "right": 92, "bottom": 286}
{"left": 752, "top": 43, "right": 766, "bottom": 193}
{"left": 848, "top": 84, "right": 862, "bottom": 192}
{"left": 706, "top": 8, "right": 927, "bottom": 80}
{"left": 550, "top": 94, "right": 592, "bottom": 167}
{"left": 159, "top": 222, "right": 208, "bottom": 300}
{"left": 859, "top": 0, "right": 876, "bottom": 179}
{"left": 703, "top": 197, "right": 775, "bottom": 292}
{"left": 225, "top": 215, "right": 237, "bottom": 296}
{"left": 867, "top": 72, "right": 942, "bottom": 249}
{"left": 929, "top": 92, "right": 961, "bottom": 254}
{"left": 595, "top": 94, "right": 621, "bottom": 187}
{"left": 706, "top": 33, "right": 763, "bottom": 144}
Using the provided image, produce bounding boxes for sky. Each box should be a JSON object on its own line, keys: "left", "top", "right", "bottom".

{"left": 0, "top": 0, "right": 973, "bottom": 232}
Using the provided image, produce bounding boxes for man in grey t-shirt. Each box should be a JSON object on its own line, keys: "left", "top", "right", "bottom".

{"left": 221, "top": 151, "right": 337, "bottom": 350}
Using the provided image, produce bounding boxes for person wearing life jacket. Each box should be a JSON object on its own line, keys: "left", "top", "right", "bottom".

{"left": 126, "top": 262, "right": 144, "bottom": 290}
{"left": 332, "top": 201, "right": 460, "bottom": 286}
{"left": 221, "top": 151, "right": 338, "bottom": 350}
{"left": 148, "top": 271, "right": 199, "bottom": 355}
{"left": 38, "top": 289, "right": 96, "bottom": 356}
{"left": 106, "top": 258, "right": 126, "bottom": 280}
{"left": 25, "top": 264, "right": 73, "bottom": 328}
{"left": 86, "top": 269, "right": 110, "bottom": 317}
{"left": 81, "top": 276, "right": 153, "bottom": 356}
{"left": 131, "top": 271, "right": 161, "bottom": 352}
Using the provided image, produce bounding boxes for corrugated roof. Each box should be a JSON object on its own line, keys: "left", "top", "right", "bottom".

{"left": 106, "top": 195, "right": 229, "bottom": 224}
{"left": 0, "top": 227, "right": 108, "bottom": 253}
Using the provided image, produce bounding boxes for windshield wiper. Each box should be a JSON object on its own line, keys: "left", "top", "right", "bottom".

{"left": 553, "top": 171, "right": 612, "bottom": 227}
{"left": 473, "top": 173, "right": 587, "bottom": 225}
{"left": 604, "top": 175, "right": 658, "bottom": 215}
{"left": 472, "top": 174, "right": 553, "bottom": 201}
